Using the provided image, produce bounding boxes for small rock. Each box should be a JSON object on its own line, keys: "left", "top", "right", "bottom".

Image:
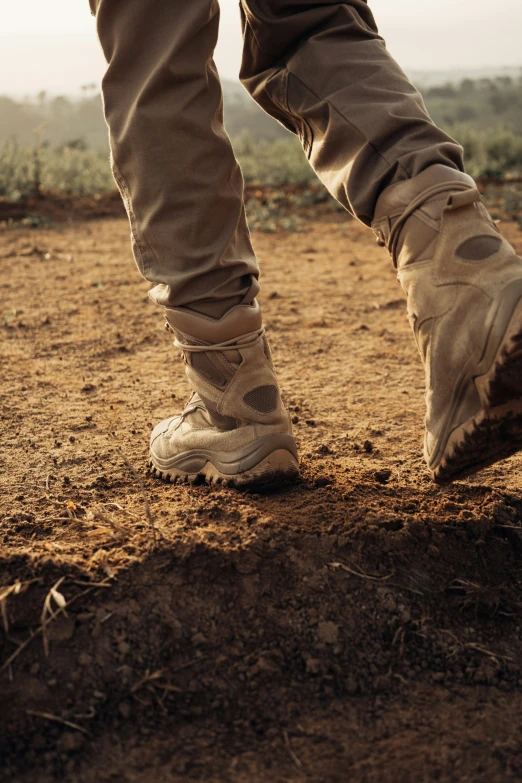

{"left": 317, "top": 444, "right": 332, "bottom": 455}
{"left": 317, "top": 621, "right": 339, "bottom": 645}
{"left": 256, "top": 653, "right": 282, "bottom": 674}
{"left": 363, "top": 440, "right": 373, "bottom": 453}
{"left": 382, "top": 595, "right": 397, "bottom": 613}
{"left": 47, "top": 616, "right": 75, "bottom": 643}
{"left": 314, "top": 476, "right": 332, "bottom": 488}
{"left": 345, "top": 676, "right": 358, "bottom": 695}
{"left": 305, "top": 657, "right": 322, "bottom": 675}
{"left": 191, "top": 632, "right": 207, "bottom": 645}
{"left": 118, "top": 701, "right": 131, "bottom": 719}
{"left": 57, "top": 732, "right": 84, "bottom": 753}
{"left": 374, "top": 469, "right": 392, "bottom": 484}
{"left": 79, "top": 653, "right": 93, "bottom": 667}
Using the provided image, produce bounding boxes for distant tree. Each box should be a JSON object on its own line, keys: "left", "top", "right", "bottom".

{"left": 460, "top": 79, "right": 475, "bottom": 93}
{"left": 490, "top": 92, "right": 511, "bottom": 114}
{"left": 427, "top": 84, "right": 456, "bottom": 98}
{"left": 456, "top": 106, "right": 478, "bottom": 122}
{"left": 61, "top": 138, "right": 88, "bottom": 151}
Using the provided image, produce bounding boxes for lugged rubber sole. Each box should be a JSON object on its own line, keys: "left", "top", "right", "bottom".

{"left": 434, "top": 298, "right": 522, "bottom": 484}
{"left": 149, "top": 448, "right": 300, "bottom": 491}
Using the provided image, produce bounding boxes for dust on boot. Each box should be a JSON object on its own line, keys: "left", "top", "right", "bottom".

{"left": 149, "top": 300, "right": 299, "bottom": 490}
{"left": 372, "top": 164, "right": 522, "bottom": 483}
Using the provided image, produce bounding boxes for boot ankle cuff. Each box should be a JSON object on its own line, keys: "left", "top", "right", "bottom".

{"left": 373, "top": 165, "right": 475, "bottom": 225}
{"left": 372, "top": 166, "right": 477, "bottom": 262}
{"left": 165, "top": 300, "right": 262, "bottom": 344}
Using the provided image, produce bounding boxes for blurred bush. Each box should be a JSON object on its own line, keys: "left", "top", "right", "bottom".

{"left": 3, "top": 125, "right": 522, "bottom": 203}
{"left": 0, "top": 140, "right": 113, "bottom": 200}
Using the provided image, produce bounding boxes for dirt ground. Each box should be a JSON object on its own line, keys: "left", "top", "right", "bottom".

{"left": 3, "top": 202, "right": 522, "bottom": 782}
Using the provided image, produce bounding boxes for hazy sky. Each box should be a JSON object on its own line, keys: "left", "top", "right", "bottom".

{"left": 1, "top": 0, "right": 521, "bottom": 94}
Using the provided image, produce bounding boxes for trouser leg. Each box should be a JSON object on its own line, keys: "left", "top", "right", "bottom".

{"left": 91, "top": 0, "right": 258, "bottom": 315}
{"left": 239, "top": 0, "right": 465, "bottom": 225}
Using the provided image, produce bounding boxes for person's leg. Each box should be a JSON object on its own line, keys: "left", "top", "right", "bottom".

{"left": 91, "top": 0, "right": 298, "bottom": 488}
{"left": 239, "top": 0, "right": 463, "bottom": 224}
{"left": 92, "top": 0, "right": 257, "bottom": 316}
{"left": 240, "top": 0, "right": 522, "bottom": 483}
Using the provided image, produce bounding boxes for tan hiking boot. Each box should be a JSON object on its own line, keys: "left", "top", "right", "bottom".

{"left": 372, "top": 164, "right": 522, "bottom": 483}
{"left": 149, "top": 300, "right": 299, "bottom": 489}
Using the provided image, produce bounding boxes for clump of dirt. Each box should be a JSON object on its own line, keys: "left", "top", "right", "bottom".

{"left": 2, "top": 211, "right": 522, "bottom": 782}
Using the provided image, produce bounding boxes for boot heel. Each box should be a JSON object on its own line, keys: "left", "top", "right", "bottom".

{"left": 476, "top": 298, "right": 522, "bottom": 409}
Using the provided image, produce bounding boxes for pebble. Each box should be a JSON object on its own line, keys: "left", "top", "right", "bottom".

{"left": 317, "top": 621, "right": 339, "bottom": 645}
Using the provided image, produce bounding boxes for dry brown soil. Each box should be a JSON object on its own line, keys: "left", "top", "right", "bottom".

{"left": 3, "top": 204, "right": 522, "bottom": 782}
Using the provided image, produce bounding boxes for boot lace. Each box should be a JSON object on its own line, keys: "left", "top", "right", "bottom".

{"left": 172, "top": 327, "right": 265, "bottom": 355}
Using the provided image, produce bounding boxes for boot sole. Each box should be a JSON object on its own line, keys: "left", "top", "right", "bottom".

{"left": 149, "top": 433, "right": 299, "bottom": 491}
{"left": 149, "top": 448, "right": 299, "bottom": 491}
{"left": 434, "top": 297, "right": 522, "bottom": 483}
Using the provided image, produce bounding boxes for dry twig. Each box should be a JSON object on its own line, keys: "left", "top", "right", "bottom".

{"left": 27, "top": 709, "right": 90, "bottom": 735}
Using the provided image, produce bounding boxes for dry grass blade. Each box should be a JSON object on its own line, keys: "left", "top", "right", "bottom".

{"left": 0, "top": 582, "right": 23, "bottom": 634}
{"left": 27, "top": 709, "right": 90, "bottom": 735}
{"left": 0, "top": 583, "right": 106, "bottom": 675}
{"left": 41, "top": 576, "right": 67, "bottom": 657}
{"left": 89, "top": 509, "right": 127, "bottom": 538}
{"left": 131, "top": 668, "right": 168, "bottom": 693}
{"left": 171, "top": 657, "right": 207, "bottom": 673}
{"left": 328, "top": 562, "right": 393, "bottom": 581}
{"left": 103, "top": 502, "right": 141, "bottom": 521}
{"left": 283, "top": 730, "right": 305, "bottom": 772}
{"left": 69, "top": 579, "right": 113, "bottom": 589}
{"left": 463, "top": 642, "right": 515, "bottom": 663}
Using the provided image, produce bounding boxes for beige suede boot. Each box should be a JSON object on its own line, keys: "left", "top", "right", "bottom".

{"left": 372, "top": 164, "right": 522, "bottom": 483}
{"left": 149, "top": 301, "right": 299, "bottom": 489}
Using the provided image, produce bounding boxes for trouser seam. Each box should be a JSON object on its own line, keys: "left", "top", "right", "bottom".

{"left": 111, "top": 158, "right": 153, "bottom": 278}
{"left": 286, "top": 68, "right": 413, "bottom": 181}
{"left": 274, "top": 67, "right": 313, "bottom": 159}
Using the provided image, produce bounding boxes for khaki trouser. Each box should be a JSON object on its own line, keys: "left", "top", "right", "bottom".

{"left": 91, "top": 0, "right": 464, "bottom": 314}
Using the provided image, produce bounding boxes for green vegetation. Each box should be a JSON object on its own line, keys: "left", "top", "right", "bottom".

{"left": 424, "top": 76, "right": 522, "bottom": 133}
{"left": 2, "top": 125, "right": 522, "bottom": 204}
{"left": 0, "top": 139, "right": 114, "bottom": 200}
{"left": 1, "top": 75, "right": 522, "bottom": 206}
